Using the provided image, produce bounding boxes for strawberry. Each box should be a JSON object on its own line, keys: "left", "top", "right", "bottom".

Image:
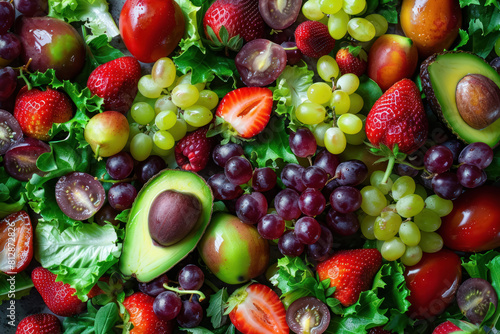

{"left": 31, "top": 267, "right": 86, "bottom": 317}
{"left": 316, "top": 248, "right": 383, "bottom": 307}
{"left": 16, "top": 313, "right": 61, "bottom": 334}
{"left": 87, "top": 56, "right": 141, "bottom": 114}
{"left": 214, "top": 87, "right": 273, "bottom": 140}
{"left": 228, "top": 283, "right": 289, "bottom": 334}
{"left": 295, "top": 21, "right": 336, "bottom": 58}
{"left": 366, "top": 78, "right": 428, "bottom": 155}
{"left": 13, "top": 86, "right": 72, "bottom": 140}
{"left": 203, "top": 0, "right": 265, "bottom": 49}
{"left": 175, "top": 126, "right": 214, "bottom": 172}
{"left": 122, "top": 292, "right": 173, "bottom": 334}
{"left": 336, "top": 46, "right": 368, "bottom": 77}
{"left": 432, "top": 321, "right": 463, "bottom": 334}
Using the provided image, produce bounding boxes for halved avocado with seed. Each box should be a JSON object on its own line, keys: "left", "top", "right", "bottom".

{"left": 420, "top": 51, "right": 500, "bottom": 147}
{"left": 119, "top": 169, "right": 213, "bottom": 282}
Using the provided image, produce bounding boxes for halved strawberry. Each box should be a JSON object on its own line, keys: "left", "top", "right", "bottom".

{"left": 0, "top": 211, "right": 33, "bottom": 275}
{"left": 228, "top": 283, "right": 289, "bottom": 334}
{"left": 213, "top": 87, "right": 272, "bottom": 140}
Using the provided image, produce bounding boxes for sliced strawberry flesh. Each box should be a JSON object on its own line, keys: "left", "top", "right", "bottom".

{"left": 0, "top": 211, "right": 33, "bottom": 274}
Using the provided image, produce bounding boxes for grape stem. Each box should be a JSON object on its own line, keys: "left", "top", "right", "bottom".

{"left": 17, "top": 58, "right": 33, "bottom": 91}
{"left": 282, "top": 46, "right": 299, "bottom": 51}
{"left": 99, "top": 177, "right": 136, "bottom": 183}
{"left": 163, "top": 284, "right": 206, "bottom": 302}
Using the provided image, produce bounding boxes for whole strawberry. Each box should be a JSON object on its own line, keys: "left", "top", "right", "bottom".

{"left": 87, "top": 56, "right": 141, "bottom": 114}
{"left": 175, "top": 126, "right": 214, "bottom": 172}
{"left": 123, "top": 292, "right": 173, "bottom": 334}
{"left": 31, "top": 267, "right": 86, "bottom": 317}
{"left": 203, "top": 0, "right": 265, "bottom": 48}
{"left": 295, "top": 21, "right": 336, "bottom": 58}
{"left": 432, "top": 321, "right": 463, "bottom": 334}
{"left": 13, "top": 86, "right": 73, "bottom": 140}
{"left": 336, "top": 46, "right": 368, "bottom": 77}
{"left": 316, "top": 248, "right": 382, "bottom": 307}
{"left": 366, "top": 78, "right": 428, "bottom": 155}
{"left": 16, "top": 313, "right": 61, "bottom": 334}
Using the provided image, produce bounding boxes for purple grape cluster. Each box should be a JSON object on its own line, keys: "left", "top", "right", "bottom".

{"left": 423, "top": 142, "right": 493, "bottom": 200}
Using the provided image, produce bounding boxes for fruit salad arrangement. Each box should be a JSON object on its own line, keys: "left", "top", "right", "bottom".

{"left": 2, "top": 0, "right": 500, "bottom": 333}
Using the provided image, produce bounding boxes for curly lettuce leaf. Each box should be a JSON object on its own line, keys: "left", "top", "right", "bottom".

{"left": 0, "top": 166, "right": 26, "bottom": 218}
{"left": 35, "top": 222, "right": 121, "bottom": 301}
{"left": 0, "top": 272, "right": 33, "bottom": 305}
{"left": 460, "top": 0, "right": 500, "bottom": 57}
{"left": 175, "top": 0, "right": 205, "bottom": 52}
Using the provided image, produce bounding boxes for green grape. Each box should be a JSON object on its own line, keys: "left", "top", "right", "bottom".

{"left": 317, "top": 55, "right": 340, "bottom": 82}
{"left": 425, "top": 195, "right": 453, "bottom": 217}
{"left": 330, "top": 90, "right": 350, "bottom": 115}
{"left": 495, "top": 36, "right": 500, "bottom": 57}
{"left": 130, "top": 133, "right": 153, "bottom": 161}
{"left": 400, "top": 245, "right": 423, "bottom": 266}
{"left": 360, "top": 185, "right": 388, "bottom": 216}
{"left": 396, "top": 194, "right": 425, "bottom": 218}
{"left": 154, "top": 95, "right": 177, "bottom": 114}
{"left": 370, "top": 170, "right": 393, "bottom": 195}
{"left": 345, "top": 129, "right": 366, "bottom": 145}
{"left": 312, "top": 122, "right": 331, "bottom": 147}
{"left": 169, "top": 118, "right": 188, "bottom": 141}
{"left": 419, "top": 231, "right": 443, "bottom": 253}
{"left": 152, "top": 57, "right": 176, "bottom": 88}
{"left": 337, "top": 113, "right": 362, "bottom": 134}
{"left": 348, "top": 93, "right": 364, "bottom": 114}
{"left": 307, "top": 82, "right": 333, "bottom": 105}
{"left": 360, "top": 215, "right": 376, "bottom": 240}
{"left": 302, "top": 0, "right": 324, "bottom": 21}
{"left": 186, "top": 122, "right": 198, "bottom": 132}
{"left": 337, "top": 73, "right": 359, "bottom": 95}
{"left": 365, "top": 13, "right": 388, "bottom": 37}
{"left": 197, "top": 90, "right": 219, "bottom": 110}
{"left": 125, "top": 122, "right": 141, "bottom": 152}
{"left": 392, "top": 176, "right": 416, "bottom": 201}
{"left": 153, "top": 130, "right": 175, "bottom": 150}
{"left": 399, "top": 221, "right": 421, "bottom": 246}
{"left": 324, "top": 126, "right": 346, "bottom": 154}
{"left": 151, "top": 142, "right": 172, "bottom": 157}
{"left": 414, "top": 208, "right": 442, "bottom": 232}
{"left": 177, "top": 72, "right": 205, "bottom": 91}
{"left": 320, "top": 0, "right": 342, "bottom": 14}
{"left": 343, "top": 0, "right": 366, "bottom": 15}
{"left": 155, "top": 110, "right": 177, "bottom": 130}
{"left": 171, "top": 84, "right": 200, "bottom": 109}
{"left": 328, "top": 9, "right": 349, "bottom": 40}
{"left": 183, "top": 105, "right": 213, "bottom": 127}
{"left": 347, "top": 17, "right": 376, "bottom": 42}
{"left": 296, "top": 102, "right": 326, "bottom": 124}
{"left": 131, "top": 102, "right": 156, "bottom": 125}
{"left": 381, "top": 237, "right": 406, "bottom": 261}
{"left": 374, "top": 211, "right": 402, "bottom": 241}
{"left": 167, "top": 74, "right": 178, "bottom": 91}
{"left": 414, "top": 184, "right": 427, "bottom": 200}
{"left": 138, "top": 74, "right": 163, "bottom": 99}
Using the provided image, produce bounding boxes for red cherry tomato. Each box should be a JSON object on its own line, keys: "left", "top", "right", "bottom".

{"left": 404, "top": 249, "right": 462, "bottom": 319}
{"left": 439, "top": 185, "right": 500, "bottom": 252}
{"left": 119, "top": 0, "right": 185, "bottom": 63}
{"left": 0, "top": 211, "right": 33, "bottom": 274}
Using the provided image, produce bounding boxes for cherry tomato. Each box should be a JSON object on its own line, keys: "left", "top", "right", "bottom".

{"left": 439, "top": 185, "right": 500, "bottom": 252}
{"left": 404, "top": 249, "right": 462, "bottom": 319}
{"left": 0, "top": 211, "right": 33, "bottom": 274}
{"left": 119, "top": 0, "right": 185, "bottom": 63}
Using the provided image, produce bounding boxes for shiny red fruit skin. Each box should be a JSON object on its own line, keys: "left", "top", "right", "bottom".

{"left": 119, "top": 0, "right": 185, "bottom": 63}
{"left": 404, "top": 249, "right": 462, "bottom": 319}
{"left": 0, "top": 211, "right": 33, "bottom": 275}
{"left": 439, "top": 185, "right": 500, "bottom": 252}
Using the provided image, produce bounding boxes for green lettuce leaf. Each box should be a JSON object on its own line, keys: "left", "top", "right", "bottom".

{"left": 63, "top": 300, "right": 121, "bottom": 334}
{"left": 243, "top": 116, "right": 298, "bottom": 168}
{"left": 0, "top": 272, "right": 33, "bottom": 305}
{"left": 48, "top": 0, "right": 119, "bottom": 40}
{"left": 175, "top": 0, "right": 205, "bottom": 52}
{"left": 461, "top": 0, "right": 500, "bottom": 57}
{"left": 0, "top": 164, "right": 27, "bottom": 218}
{"left": 35, "top": 222, "right": 121, "bottom": 301}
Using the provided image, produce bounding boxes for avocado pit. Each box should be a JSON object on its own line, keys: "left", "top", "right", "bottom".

{"left": 148, "top": 190, "right": 202, "bottom": 247}
{"left": 455, "top": 74, "right": 500, "bottom": 130}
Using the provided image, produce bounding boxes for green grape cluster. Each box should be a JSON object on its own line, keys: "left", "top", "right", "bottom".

{"left": 302, "top": 0, "right": 388, "bottom": 43}
{"left": 126, "top": 57, "right": 219, "bottom": 161}
{"left": 294, "top": 55, "right": 366, "bottom": 155}
{"left": 359, "top": 172, "right": 454, "bottom": 265}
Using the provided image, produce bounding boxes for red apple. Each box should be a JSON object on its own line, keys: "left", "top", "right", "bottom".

{"left": 367, "top": 34, "right": 418, "bottom": 91}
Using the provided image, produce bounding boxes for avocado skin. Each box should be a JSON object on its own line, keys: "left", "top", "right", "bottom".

{"left": 119, "top": 169, "right": 213, "bottom": 282}
{"left": 420, "top": 51, "right": 500, "bottom": 147}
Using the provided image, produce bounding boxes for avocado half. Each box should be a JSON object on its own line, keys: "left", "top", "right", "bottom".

{"left": 119, "top": 169, "right": 213, "bottom": 282}
{"left": 420, "top": 51, "right": 500, "bottom": 147}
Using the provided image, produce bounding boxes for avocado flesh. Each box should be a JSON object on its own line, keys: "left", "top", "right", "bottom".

{"left": 119, "top": 169, "right": 213, "bottom": 282}
{"left": 421, "top": 51, "right": 500, "bottom": 147}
